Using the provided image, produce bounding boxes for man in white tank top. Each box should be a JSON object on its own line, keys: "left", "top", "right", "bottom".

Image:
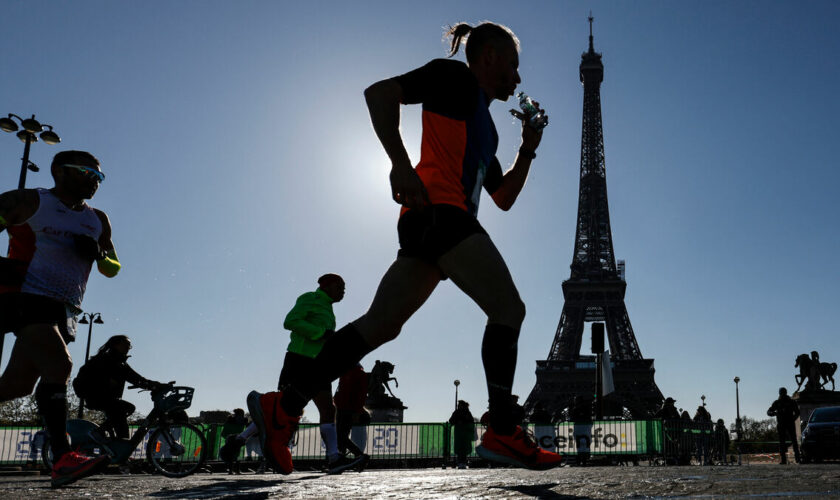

{"left": 0, "top": 150, "right": 120, "bottom": 487}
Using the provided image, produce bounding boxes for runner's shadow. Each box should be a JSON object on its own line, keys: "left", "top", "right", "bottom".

{"left": 147, "top": 475, "right": 326, "bottom": 499}
{"left": 490, "top": 482, "right": 592, "bottom": 499}
{"left": 147, "top": 479, "right": 275, "bottom": 499}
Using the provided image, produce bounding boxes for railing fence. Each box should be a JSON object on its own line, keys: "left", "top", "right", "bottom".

{"left": 0, "top": 420, "right": 747, "bottom": 467}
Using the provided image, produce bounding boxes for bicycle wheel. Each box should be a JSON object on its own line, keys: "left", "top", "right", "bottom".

{"left": 146, "top": 422, "right": 207, "bottom": 477}
{"left": 42, "top": 430, "right": 109, "bottom": 470}
{"left": 41, "top": 441, "right": 54, "bottom": 470}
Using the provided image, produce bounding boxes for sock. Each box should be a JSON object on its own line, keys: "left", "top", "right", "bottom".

{"left": 35, "top": 382, "right": 71, "bottom": 460}
{"left": 281, "top": 323, "right": 374, "bottom": 416}
{"left": 238, "top": 422, "right": 257, "bottom": 441}
{"left": 481, "top": 323, "right": 520, "bottom": 435}
{"left": 320, "top": 423, "right": 339, "bottom": 461}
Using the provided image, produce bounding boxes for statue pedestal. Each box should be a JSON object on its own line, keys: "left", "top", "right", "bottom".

{"left": 366, "top": 396, "right": 406, "bottom": 423}
{"left": 793, "top": 390, "right": 840, "bottom": 437}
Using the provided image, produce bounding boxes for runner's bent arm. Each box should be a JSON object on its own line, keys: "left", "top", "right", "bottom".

{"left": 93, "top": 209, "right": 120, "bottom": 278}
{"left": 491, "top": 121, "right": 543, "bottom": 211}
{"left": 0, "top": 189, "right": 39, "bottom": 231}
{"left": 283, "top": 293, "right": 330, "bottom": 340}
{"left": 364, "top": 79, "right": 429, "bottom": 209}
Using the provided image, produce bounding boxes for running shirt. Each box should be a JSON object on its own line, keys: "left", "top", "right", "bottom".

{"left": 1, "top": 188, "right": 102, "bottom": 310}
{"left": 392, "top": 59, "right": 504, "bottom": 217}
{"left": 283, "top": 288, "right": 336, "bottom": 359}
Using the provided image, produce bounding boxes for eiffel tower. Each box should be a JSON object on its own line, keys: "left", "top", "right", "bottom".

{"left": 524, "top": 17, "right": 663, "bottom": 419}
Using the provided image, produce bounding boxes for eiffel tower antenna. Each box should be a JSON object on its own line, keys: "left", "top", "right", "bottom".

{"left": 524, "top": 17, "right": 663, "bottom": 420}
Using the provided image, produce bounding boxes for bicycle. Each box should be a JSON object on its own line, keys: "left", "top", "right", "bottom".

{"left": 42, "top": 382, "right": 208, "bottom": 478}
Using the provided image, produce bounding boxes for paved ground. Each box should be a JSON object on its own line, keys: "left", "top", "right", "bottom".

{"left": 3, "top": 464, "right": 840, "bottom": 499}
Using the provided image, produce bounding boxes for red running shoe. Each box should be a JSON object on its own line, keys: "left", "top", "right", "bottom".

{"left": 247, "top": 390, "right": 299, "bottom": 475}
{"left": 51, "top": 451, "right": 109, "bottom": 487}
{"left": 476, "top": 425, "right": 563, "bottom": 470}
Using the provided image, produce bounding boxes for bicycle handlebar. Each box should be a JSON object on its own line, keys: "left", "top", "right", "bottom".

{"left": 128, "top": 381, "right": 176, "bottom": 392}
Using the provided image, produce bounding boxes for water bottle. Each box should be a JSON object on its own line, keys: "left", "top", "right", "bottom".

{"left": 510, "top": 92, "right": 548, "bottom": 130}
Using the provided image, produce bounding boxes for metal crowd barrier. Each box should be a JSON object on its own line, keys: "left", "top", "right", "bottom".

{"left": 660, "top": 419, "right": 732, "bottom": 465}
{"left": 0, "top": 420, "right": 744, "bottom": 467}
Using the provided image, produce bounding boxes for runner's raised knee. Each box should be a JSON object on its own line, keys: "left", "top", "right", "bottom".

{"left": 487, "top": 295, "right": 526, "bottom": 328}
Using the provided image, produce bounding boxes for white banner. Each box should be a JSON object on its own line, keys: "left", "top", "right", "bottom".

{"left": 532, "top": 422, "right": 637, "bottom": 454}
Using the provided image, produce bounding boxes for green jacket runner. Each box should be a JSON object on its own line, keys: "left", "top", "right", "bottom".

{"left": 283, "top": 288, "right": 336, "bottom": 358}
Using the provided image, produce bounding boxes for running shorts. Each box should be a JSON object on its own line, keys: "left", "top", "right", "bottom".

{"left": 0, "top": 292, "right": 77, "bottom": 343}
{"left": 278, "top": 351, "right": 331, "bottom": 395}
{"left": 397, "top": 204, "right": 487, "bottom": 264}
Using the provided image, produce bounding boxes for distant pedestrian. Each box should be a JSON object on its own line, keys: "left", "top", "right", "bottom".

{"left": 713, "top": 419, "right": 730, "bottom": 464}
{"left": 570, "top": 396, "right": 592, "bottom": 423}
{"left": 448, "top": 400, "right": 476, "bottom": 468}
{"left": 656, "top": 398, "right": 680, "bottom": 463}
{"left": 220, "top": 408, "right": 248, "bottom": 474}
{"left": 679, "top": 410, "right": 694, "bottom": 465}
{"left": 654, "top": 397, "right": 679, "bottom": 420}
{"left": 767, "top": 387, "right": 800, "bottom": 464}
{"left": 693, "top": 406, "right": 712, "bottom": 465}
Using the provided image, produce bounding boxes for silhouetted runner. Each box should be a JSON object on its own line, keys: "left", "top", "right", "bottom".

{"left": 224, "top": 274, "right": 365, "bottom": 474}
{"left": 0, "top": 150, "right": 120, "bottom": 487}
{"left": 250, "top": 21, "right": 563, "bottom": 473}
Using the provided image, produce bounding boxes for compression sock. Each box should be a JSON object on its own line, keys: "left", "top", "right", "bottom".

{"left": 481, "top": 323, "right": 520, "bottom": 435}
{"left": 280, "top": 324, "right": 374, "bottom": 416}
{"left": 320, "top": 423, "right": 339, "bottom": 462}
{"left": 35, "top": 382, "right": 71, "bottom": 460}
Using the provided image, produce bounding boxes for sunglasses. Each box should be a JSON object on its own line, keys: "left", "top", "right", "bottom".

{"left": 62, "top": 164, "right": 105, "bottom": 182}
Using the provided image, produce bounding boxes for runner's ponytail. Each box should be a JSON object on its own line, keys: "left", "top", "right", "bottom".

{"left": 444, "top": 21, "right": 520, "bottom": 63}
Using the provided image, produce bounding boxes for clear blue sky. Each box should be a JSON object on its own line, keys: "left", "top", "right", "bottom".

{"left": 2, "top": 1, "right": 838, "bottom": 426}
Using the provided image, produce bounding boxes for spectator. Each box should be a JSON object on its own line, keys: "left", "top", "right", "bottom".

{"left": 713, "top": 418, "right": 730, "bottom": 464}
{"left": 654, "top": 397, "right": 679, "bottom": 420}
{"left": 693, "top": 406, "right": 712, "bottom": 465}
{"left": 767, "top": 387, "right": 800, "bottom": 464}
{"left": 448, "top": 400, "right": 476, "bottom": 468}
{"left": 220, "top": 408, "right": 249, "bottom": 474}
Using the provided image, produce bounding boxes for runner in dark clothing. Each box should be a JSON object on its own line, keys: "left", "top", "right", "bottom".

{"left": 73, "top": 335, "right": 160, "bottom": 439}
{"left": 248, "top": 21, "right": 563, "bottom": 473}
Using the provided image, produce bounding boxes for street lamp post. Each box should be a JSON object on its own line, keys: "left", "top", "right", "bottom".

{"left": 734, "top": 376, "right": 742, "bottom": 465}
{"left": 0, "top": 113, "right": 61, "bottom": 189}
{"left": 77, "top": 312, "right": 104, "bottom": 418}
{"left": 453, "top": 380, "right": 460, "bottom": 410}
{"left": 0, "top": 113, "right": 61, "bottom": 366}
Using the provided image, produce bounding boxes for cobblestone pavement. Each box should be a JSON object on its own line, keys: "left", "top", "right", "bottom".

{"left": 3, "top": 464, "right": 840, "bottom": 499}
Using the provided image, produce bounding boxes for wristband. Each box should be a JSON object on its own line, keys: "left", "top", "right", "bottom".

{"left": 97, "top": 249, "right": 121, "bottom": 277}
{"left": 518, "top": 147, "right": 536, "bottom": 160}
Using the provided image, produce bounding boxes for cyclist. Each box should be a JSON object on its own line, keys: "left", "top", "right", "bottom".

{"left": 225, "top": 274, "right": 365, "bottom": 474}
{"left": 249, "top": 21, "right": 563, "bottom": 473}
{"left": 73, "top": 335, "right": 161, "bottom": 439}
{"left": 0, "top": 150, "right": 120, "bottom": 487}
